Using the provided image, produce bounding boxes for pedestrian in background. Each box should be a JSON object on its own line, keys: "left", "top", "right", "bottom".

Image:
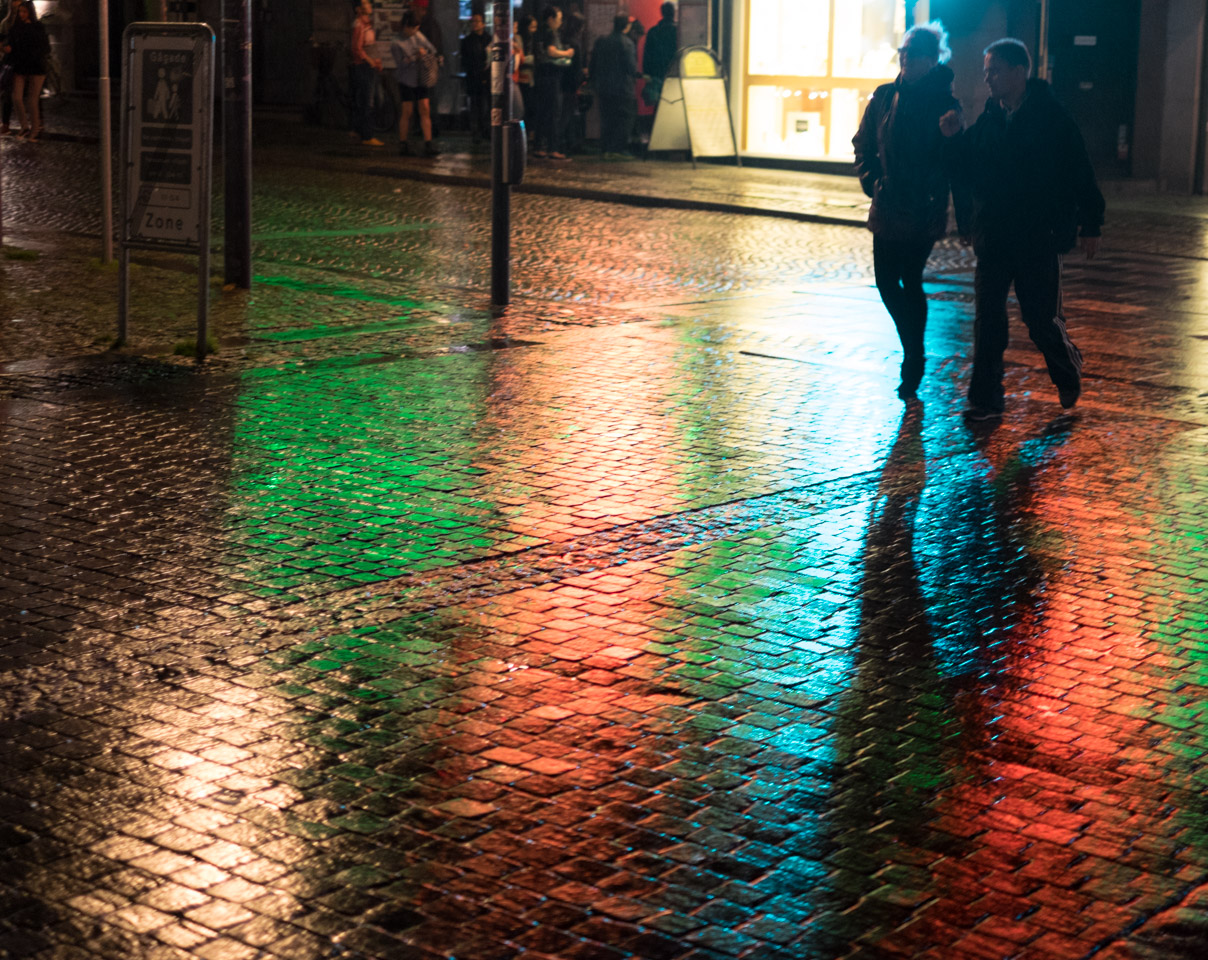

{"left": 559, "top": 3, "right": 588, "bottom": 155}
{"left": 941, "top": 38, "right": 1104, "bottom": 420}
{"left": 350, "top": 0, "right": 384, "bottom": 146}
{"left": 533, "top": 5, "right": 574, "bottom": 160}
{"left": 0, "top": 0, "right": 27, "bottom": 137}
{"left": 517, "top": 15, "right": 537, "bottom": 125}
{"left": 642, "top": 1, "right": 677, "bottom": 109}
{"left": 459, "top": 11, "right": 490, "bottom": 146}
{"left": 852, "top": 21, "right": 965, "bottom": 402}
{"left": 392, "top": 10, "right": 440, "bottom": 157}
{"left": 591, "top": 15, "right": 637, "bottom": 160}
{"left": 2, "top": 0, "right": 47, "bottom": 142}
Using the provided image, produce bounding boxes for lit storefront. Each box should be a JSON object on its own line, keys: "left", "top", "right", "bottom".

{"left": 733, "top": 0, "right": 914, "bottom": 162}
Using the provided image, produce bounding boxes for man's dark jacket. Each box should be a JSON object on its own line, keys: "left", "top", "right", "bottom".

{"left": 460, "top": 30, "right": 490, "bottom": 86}
{"left": 643, "top": 18, "right": 677, "bottom": 80}
{"left": 852, "top": 64, "right": 965, "bottom": 243}
{"left": 949, "top": 78, "right": 1104, "bottom": 255}
{"left": 591, "top": 30, "right": 637, "bottom": 99}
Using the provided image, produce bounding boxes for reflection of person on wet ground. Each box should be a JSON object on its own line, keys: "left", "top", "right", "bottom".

{"left": 814, "top": 413, "right": 1072, "bottom": 955}
{"left": 853, "top": 21, "right": 967, "bottom": 403}
{"left": 941, "top": 38, "right": 1105, "bottom": 422}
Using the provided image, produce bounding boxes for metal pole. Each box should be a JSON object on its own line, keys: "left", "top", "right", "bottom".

{"left": 489, "top": 0, "right": 513, "bottom": 306}
{"left": 223, "top": 0, "right": 252, "bottom": 288}
{"left": 99, "top": 0, "right": 114, "bottom": 263}
{"left": 1037, "top": 0, "right": 1050, "bottom": 80}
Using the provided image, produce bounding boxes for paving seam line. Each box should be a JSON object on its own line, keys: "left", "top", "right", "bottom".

{"left": 361, "top": 163, "right": 865, "bottom": 228}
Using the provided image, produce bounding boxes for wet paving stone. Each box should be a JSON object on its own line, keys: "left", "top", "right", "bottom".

{"left": 5, "top": 121, "right": 1208, "bottom": 960}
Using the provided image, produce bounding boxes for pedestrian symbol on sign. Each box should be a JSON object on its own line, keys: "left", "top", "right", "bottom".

{"left": 142, "top": 51, "right": 193, "bottom": 124}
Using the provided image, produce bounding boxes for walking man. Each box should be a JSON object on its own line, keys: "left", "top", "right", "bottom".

{"left": 591, "top": 15, "right": 638, "bottom": 159}
{"left": 853, "top": 21, "right": 965, "bottom": 401}
{"left": 941, "top": 38, "right": 1104, "bottom": 420}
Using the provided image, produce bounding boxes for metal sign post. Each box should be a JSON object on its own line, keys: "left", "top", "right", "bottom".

{"left": 118, "top": 23, "right": 215, "bottom": 361}
{"left": 223, "top": 0, "right": 252, "bottom": 289}
{"left": 490, "top": 0, "right": 522, "bottom": 307}
{"left": 99, "top": 0, "right": 114, "bottom": 263}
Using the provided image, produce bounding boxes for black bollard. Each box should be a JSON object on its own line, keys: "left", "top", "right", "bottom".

{"left": 223, "top": 0, "right": 252, "bottom": 289}
{"left": 490, "top": 0, "right": 513, "bottom": 307}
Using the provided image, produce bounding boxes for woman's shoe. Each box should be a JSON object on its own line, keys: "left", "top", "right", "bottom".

{"left": 26, "top": 128, "right": 40, "bottom": 143}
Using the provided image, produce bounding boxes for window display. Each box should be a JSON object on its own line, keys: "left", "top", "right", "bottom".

{"left": 741, "top": 0, "right": 905, "bottom": 161}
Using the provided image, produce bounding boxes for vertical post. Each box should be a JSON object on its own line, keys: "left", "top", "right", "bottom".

{"left": 1037, "top": 0, "right": 1050, "bottom": 80}
{"left": 490, "top": 0, "right": 513, "bottom": 307}
{"left": 100, "top": 0, "right": 114, "bottom": 262}
{"left": 223, "top": 0, "right": 252, "bottom": 288}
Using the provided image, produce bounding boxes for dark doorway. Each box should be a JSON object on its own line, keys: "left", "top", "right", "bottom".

{"left": 1046, "top": 0, "right": 1141, "bottom": 177}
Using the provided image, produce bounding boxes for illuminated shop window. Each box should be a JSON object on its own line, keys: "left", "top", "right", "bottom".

{"left": 742, "top": 0, "right": 907, "bottom": 160}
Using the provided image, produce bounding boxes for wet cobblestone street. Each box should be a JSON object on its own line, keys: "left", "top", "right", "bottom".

{"left": 3, "top": 116, "right": 1208, "bottom": 960}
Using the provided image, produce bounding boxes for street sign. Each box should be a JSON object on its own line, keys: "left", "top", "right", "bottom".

{"left": 649, "top": 48, "right": 739, "bottom": 167}
{"left": 118, "top": 23, "right": 215, "bottom": 361}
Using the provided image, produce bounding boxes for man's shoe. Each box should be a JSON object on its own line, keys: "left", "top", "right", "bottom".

{"left": 1058, "top": 384, "right": 1081, "bottom": 410}
{"left": 362, "top": 137, "right": 385, "bottom": 147}
{"left": 897, "top": 384, "right": 918, "bottom": 402}
{"left": 962, "top": 405, "right": 1003, "bottom": 422}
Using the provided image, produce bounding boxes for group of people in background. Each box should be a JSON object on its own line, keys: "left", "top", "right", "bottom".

{"left": 0, "top": 0, "right": 50, "bottom": 143}
{"left": 349, "top": 0, "right": 680, "bottom": 163}
{"left": 853, "top": 21, "right": 1104, "bottom": 421}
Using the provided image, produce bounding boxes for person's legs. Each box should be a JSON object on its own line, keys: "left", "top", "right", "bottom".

{"left": 25, "top": 75, "right": 43, "bottom": 136}
{"left": 1013, "top": 250, "right": 1083, "bottom": 403}
{"left": 968, "top": 251, "right": 1015, "bottom": 413}
{"left": 1, "top": 86, "right": 12, "bottom": 132}
{"left": 874, "top": 236, "right": 933, "bottom": 395}
{"left": 896, "top": 237, "right": 935, "bottom": 393}
{"left": 417, "top": 98, "right": 436, "bottom": 151}
{"left": 12, "top": 75, "right": 28, "bottom": 133}
{"left": 398, "top": 98, "right": 414, "bottom": 145}
{"left": 599, "top": 97, "right": 619, "bottom": 153}
{"left": 351, "top": 63, "right": 373, "bottom": 140}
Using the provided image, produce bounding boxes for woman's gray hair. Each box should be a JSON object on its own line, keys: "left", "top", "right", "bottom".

{"left": 903, "top": 21, "right": 951, "bottom": 65}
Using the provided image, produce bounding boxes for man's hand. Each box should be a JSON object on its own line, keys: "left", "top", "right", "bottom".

{"left": 939, "top": 110, "right": 961, "bottom": 138}
{"left": 1080, "top": 235, "right": 1101, "bottom": 259}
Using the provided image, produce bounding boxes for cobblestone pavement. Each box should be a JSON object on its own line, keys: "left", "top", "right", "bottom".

{"left": 3, "top": 112, "right": 1208, "bottom": 960}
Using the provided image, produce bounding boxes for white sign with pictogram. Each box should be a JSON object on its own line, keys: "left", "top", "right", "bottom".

{"left": 119, "top": 23, "right": 215, "bottom": 360}
{"left": 122, "top": 24, "right": 213, "bottom": 248}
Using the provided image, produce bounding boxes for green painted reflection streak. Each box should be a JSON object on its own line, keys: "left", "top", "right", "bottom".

{"left": 227, "top": 353, "right": 498, "bottom": 598}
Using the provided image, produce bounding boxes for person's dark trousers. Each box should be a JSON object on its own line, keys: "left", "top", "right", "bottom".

{"left": 350, "top": 61, "right": 375, "bottom": 141}
{"left": 969, "top": 247, "right": 1083, "bottom": 412}
{"left": 468, "top": 79, "right": 489, "bottom": 141}
{"left": 1, "top": 91, "right": 11, "bottom": 129}
{"left": 533, "top": 68, "right": 562, "bottom": 152}
{"left": 599, "top": 94, "right": 635, "bottom": 154}
{"left": 873, "top": 234, "right": 935, "bottom": 395}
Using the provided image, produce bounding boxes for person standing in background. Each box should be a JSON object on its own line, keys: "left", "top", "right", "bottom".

{"left": 349, "top": 0, "right": 384, "bottom": 146}
{"left": 533, "top": 5, "right": 574, "bottom": 160}
{"left": 459, "top": 11, "right": 490, "bottom": 146}
{"left": 392, "top": 10, "right": 440, "bottom": 157}
{"left": 590, "top": 15, "right": 637, "bottom": 159}
{"left": 517, "top": 15, "right": 538, "bottom": 128}
{"left": 2, "top": 0, "right": 47, "bottom": 142}
{"left": 642, "top": 1, "right": 677, "bottom": 109}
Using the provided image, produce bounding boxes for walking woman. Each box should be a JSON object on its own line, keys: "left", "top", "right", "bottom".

{"left": 852, "top": 21, "right": 966, "bottom": 401}
{"left": 2, "top": 0, "right": 47, "bottom": 141}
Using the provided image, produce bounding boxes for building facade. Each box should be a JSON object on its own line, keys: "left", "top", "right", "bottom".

{"left": 28, "top": 0, "right": 1208, "bottom": 191}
